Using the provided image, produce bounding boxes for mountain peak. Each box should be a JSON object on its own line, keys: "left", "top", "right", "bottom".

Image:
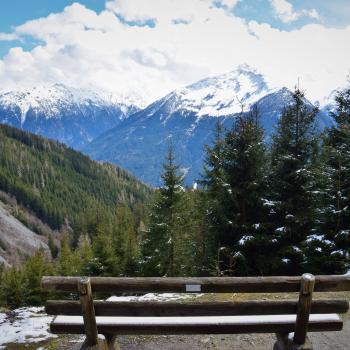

{"left": 164, "top": 66, "right": 270, "bottom": 118}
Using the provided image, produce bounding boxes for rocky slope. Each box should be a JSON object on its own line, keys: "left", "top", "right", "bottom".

{"left": 0, "top": 200, "right": 50, "bottom": 267}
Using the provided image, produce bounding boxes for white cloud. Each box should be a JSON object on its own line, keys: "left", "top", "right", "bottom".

{"left": 217, "top": 0, "right": 240, "bottom": 9}
{"left": 306, "top": 8, "right": 319, "bottom": 20}
{"left": 106, "top": 0, "right": 214, "bottom": 25}
{"left": 0, "top": 0, "right": 349, "bottom": 106}
{"left": 0, "top": 33, "right": 19, "bottom": 41}
{"left": 269, "top": 0, "right": 319, "bottom": 24}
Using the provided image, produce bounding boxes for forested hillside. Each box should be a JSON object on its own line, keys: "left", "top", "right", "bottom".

{"left": 0, "top": 124, "right": 153, "bottom": 307}
{"left": 0, "top": 124, "right": 151, "bottom": 231}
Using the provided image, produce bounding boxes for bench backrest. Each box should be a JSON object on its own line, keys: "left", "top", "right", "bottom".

{"left": 42, "top": 274, "right": 350, "bottom": 294}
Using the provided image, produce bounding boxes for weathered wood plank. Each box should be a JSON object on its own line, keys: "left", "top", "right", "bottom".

{"left": 79, "top": 277, "right": 98, "bottom": 347}
{"left": 294, "top": 274, "right": 315, "bottom": 345}
{"left": 45, "top": 299, "right": 349, "bottom": 317}
{"left": 50, "top": 314, "right": 343, "bottom": 335}
{"left": 41, "top": 275, "right": 350, "bottom": 293}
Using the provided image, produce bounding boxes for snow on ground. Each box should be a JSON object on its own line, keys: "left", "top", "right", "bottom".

{"left": 0, "top": 307, "right": 56, "bottom": 349}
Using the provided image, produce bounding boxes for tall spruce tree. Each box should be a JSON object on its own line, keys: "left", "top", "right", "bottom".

{"left": 202, "top": 110, "right": 271, "bottom": 275}
{"left": 184, "top": 188, "right": 213, "bottom": 276}
{"left": 269, "top": 88, "right": 319, "bottom": 275}
{"left": 201, "top": 121, "right": 228, "bottom": 270}
{"left": 112, "top": 206, "right": 140, "bottom": 276}
{"left": 141, "top": 145, "right": 186, "bottom": 276}
{"left": 221, "top": 108, "right": 270, "bottom": 275}
{"left": 312, "top": 83, "right": 350, "bottom": 273}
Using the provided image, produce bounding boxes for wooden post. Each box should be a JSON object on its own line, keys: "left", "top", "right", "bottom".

{"left": 104, "top": 334, "right": 117, "bottom": 350}
{"left": 293, "top": 273, "right": 315, "bottom": 345}
{"left": 79, "top": 277, "right": 99, "bottom": 347}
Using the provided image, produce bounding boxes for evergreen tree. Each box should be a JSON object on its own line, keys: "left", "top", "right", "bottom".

{"left": 22, "top": 251, "right": 53, "bottom": 305}
{"left": 202, "top": 110, "right": 271, "bottom": 275}
{"left": 269, "top": 88, "right": 319, "bottom": 275}
{"left": 91, "top": 217, "right": 118, "bottom": 276}
{"left": 311, "top": 83, "right": 350, "bottom": 273}
{"left": 58, "top": 236, "right": 82, "bottom": 276}
{"left": 48, "top": 235, "right": 59, "bottom": 259}
{"left": 112, "top": 206, "right": 140, "bottom": 276}
{"left": 200, "top": 121, "right": 227, "bottom": 268}
{"left": 0, "top": 267, "right": 24, "bottom": 308}
{"left": 141, "top": 145, "right": 185, "bottom": 276}
{"left": 183, "top": 189, "right": 213, "bottom": 276}
{"left": 77, "top": 235, "right": 96, "bottom": 276}
{"left": 221, "top": 108, "right": 270, "bottom": 275}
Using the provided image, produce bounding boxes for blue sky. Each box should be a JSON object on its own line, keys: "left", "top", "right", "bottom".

{"left": 1, "top": 0, "right": 349, "bottom": 35}
{"left": 0, "top": 0, "right": 349, "bottom": 104}
{"left": 1, "top": 0, "right": 348, "bottom": 57}
{"left": 0, "top": 1, "right": 105, "bottom": 57}
{"left": 234, "top": 0, "right": 350, "bottom": 29}
{"left": 0, "top": 1, "right": 105, "bottom": 30}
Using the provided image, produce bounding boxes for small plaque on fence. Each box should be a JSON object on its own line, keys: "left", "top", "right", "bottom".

{"left": 186, "top": 284, "right": 201, "bottom": 292}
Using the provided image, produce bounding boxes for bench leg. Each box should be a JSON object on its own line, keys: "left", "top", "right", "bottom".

{"left": 274, "top": 333, "right": 313, "bottom": 350}
{"left": 104, "top": 334, "right": 119, "bottom": 350}
{"left": 80, "top": 336, "right": 118, "bottom": 350}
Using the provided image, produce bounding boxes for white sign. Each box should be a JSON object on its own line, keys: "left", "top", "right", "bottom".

{"left": 185, "top": 284, "right": 201, "bottom": 292}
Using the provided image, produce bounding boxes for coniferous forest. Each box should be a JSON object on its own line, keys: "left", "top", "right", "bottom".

{"left": 0, "top": 84, "right": 349, "bottom": 308}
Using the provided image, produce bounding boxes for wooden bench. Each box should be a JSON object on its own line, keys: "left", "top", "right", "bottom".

{"left": 41, "top": 274, "right": 350, "bottom": 350}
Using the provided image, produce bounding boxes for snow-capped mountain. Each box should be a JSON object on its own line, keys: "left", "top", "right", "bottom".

{"left": 0, "top": 66, "right": 334, "bottom": 186}
{"left": 0, "top": 84, "right": 139, "bottom": 148}
{"left": 156, "top": 64, "right": 270, "bottom": 118}
{"left": 84, "top": 66, "right": 332, "bottom": 186}
{"left": 319, "top": 89, "right": 339, "bottom": 119}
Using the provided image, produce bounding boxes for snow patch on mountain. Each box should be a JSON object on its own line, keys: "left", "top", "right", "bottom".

{"left": 161, "top": 65, "right": 271, "bottom": 119}
{"left": 0, "top": 84, "right": 143, "bottom": 148}
{"left": 0, "top": 84, "right": 140, "bottom": 125}
{"left": 84, "top": 65, "right": 333, "bottom": 186}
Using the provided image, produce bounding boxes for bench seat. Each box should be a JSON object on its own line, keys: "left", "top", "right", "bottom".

{"left": 51, "top": 313, "right": 343, "bottom": 335}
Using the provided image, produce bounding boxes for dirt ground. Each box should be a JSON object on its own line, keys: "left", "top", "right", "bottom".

{"left": 64, "top": 313, "right": 349, "bottom": 350}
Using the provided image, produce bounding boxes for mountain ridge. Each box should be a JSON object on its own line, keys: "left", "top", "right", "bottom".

{"left": 0, "top": 84, "right": 140, "bottom": 148}
{"left": 0, "top": 67, "right": 335, "bottom": 186}
{"left": 84, "top": 68, "right": 332, "bottom": 186}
